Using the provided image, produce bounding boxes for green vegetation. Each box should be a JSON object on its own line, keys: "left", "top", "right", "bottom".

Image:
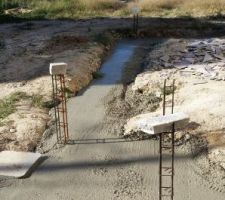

{"left": 0, "top": 92, "right": 48, "bottom": 120}
{"left": 93, "top": 32, "right": 114, "bottom": 46}
{"left": 0, "top": 92, "right": 28, "bottom": 120}
{"left": 30, "top": 94, "right": 44, "bottom": 108}
{"left": 0, "top": 0, "right": 224, "bottom": 22}
{"left": 160, "top": 85, "right": 177, "bottom": 96}
{"left": 64, "top": 87, "right": 75, "bottom": 98}
{"left": 92, "top": 71, "right": 105, "bottom": 79}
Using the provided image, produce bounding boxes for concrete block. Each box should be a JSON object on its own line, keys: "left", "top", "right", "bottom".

{"left": 0, "top": 151, "right": 41, "bottom": 178}
{"left": 49, "top": 62, "right": 67, "bottom": 75}
{"left": 124, "top": 112, "right": 189, "bottom": 135}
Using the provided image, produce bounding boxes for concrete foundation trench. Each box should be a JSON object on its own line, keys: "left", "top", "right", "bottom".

{"left": 1, "top": 19, "right": 225, "bottom": 200}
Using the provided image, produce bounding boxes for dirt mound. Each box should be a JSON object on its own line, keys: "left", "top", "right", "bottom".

{"left": 40, "top": 35, "right": 89, "bottom": 54}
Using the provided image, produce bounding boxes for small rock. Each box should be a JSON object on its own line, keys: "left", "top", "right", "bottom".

{"left": 175, "top": 132, "right": 183, "bottom": 141}
{"left": 163, "top": 62, "right": 172, "bottom": 68}
{"left": 31, "top": 114, "right": 38, "bottom": 119}
{"left": 203, "top": 53, "right": 213, "bottom": 63}
{"left": 184, "top": 58, "right": 195, "bottom": 64}
{"left": 184, "top": 133, "right": 191, "bottom": 141}
{"left": 160, "top": 55, "right": 170, "bottom": 62}
{"left": 19, "top": 81, "right": 27, "bottom": 87}
{"left": 193, "top": 81, "right": 208, "bottom": 85}
{"left": 213, "top": 54, "right": 225, "bottom": 60}
{"left": 9, "top": 129, "right": 16, "bottom": 133}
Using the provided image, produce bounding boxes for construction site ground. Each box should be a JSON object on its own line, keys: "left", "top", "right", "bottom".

{"left": 0, "top": 18, "right": 225, "bottom": 199}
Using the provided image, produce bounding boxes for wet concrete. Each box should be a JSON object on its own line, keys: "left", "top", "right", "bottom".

{"left": 0, "top": 39, "right": 224, "bottom": 200}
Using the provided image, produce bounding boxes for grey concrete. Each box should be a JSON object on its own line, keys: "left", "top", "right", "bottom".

{"left": 125, "top": 112, "right": 189, "bottom": 135}
{"left": 49, "top": 63, "right": 67, "bottom": 75}
{"left": 0, "top": 151, "right": 41, "bottom": 178}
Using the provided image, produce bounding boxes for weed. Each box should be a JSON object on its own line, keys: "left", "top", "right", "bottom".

{"left": 93, "top": 32, "right": 113, "bottom": 46}
{"left": 0, "top": 92, "right": 52, "bottom": 120}
{"left": 63, "top": 87, "right": 74, "bottom": 98}
{"left": 0, "top": 0, "right": 225, "bottom": 20}
{"left": 92, "top": 71, "right": 104, "bottom": 79}
{"left": 42, "top": 100, "right": 57, "bottom": 109}
{"left": 160, "top": 85, "right": 177, "bottom": 96}
{"left": 0, "top": 92, "right": 29, "bottom": 120}
{"left": 30, "top": 94, "right": 44, "bottom": 108}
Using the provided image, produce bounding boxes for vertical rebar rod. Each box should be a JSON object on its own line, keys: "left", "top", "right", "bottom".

{"left": 136, "top": 14, "right": 139, "bottom": 37}
{"left": 133, "top": 14, "right": 139, "bottom": 37}
{"left": 55, "top": 75, "right": 62, "bottom": 142}
{"left": 171, "top": 79, "right": 175, "bottom": 114}
{"left": 163, "top": 79, "right": 166, "bottom": 116}
{"left": 59, "top": 75, "right": 67, "bottom": 144}
{"left": 159, "top": 133, "right": 162, "bottom": 200}
{"left": 159, "top": 79, "right": 166, "bottom": 200}
{"left": 62, "top": 75, "right": 69, "bottom": 140}
{"left": 171, "top": 79, "right": 175, "bottom": 200}
{"left": 171, "top": 124, "right": 175, "bottom": 200}
{"left": 159, "top": 79, "right": 176, "bottom": 200}
{"left": 52, "top": 75, "right": 59, "bottom": 142}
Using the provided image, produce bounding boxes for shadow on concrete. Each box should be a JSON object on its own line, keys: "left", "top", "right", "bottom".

{"left": 23, "top": 156, "right": 48, "bottom": 178}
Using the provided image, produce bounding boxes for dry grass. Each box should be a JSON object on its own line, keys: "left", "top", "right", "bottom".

{"left": 82, "top": 0, "right": 124, "bottom": 10}
{"left": 0, "top": 0, "right": 225, "bottom": 19}
{"left": 136, "top": 0, "right": 184, "bottom": 12}
{"left": 182, "top": 0, "right": 225, "bottom": 17}
{"left": 134, "top": 0, "right": 225, "bottom": 17}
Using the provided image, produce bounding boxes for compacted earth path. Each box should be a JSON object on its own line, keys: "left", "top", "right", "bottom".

{"left": 0, "top": 40, "right": 224, "bottom": 200}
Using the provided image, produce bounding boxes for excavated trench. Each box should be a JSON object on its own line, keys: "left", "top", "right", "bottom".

{"left": 1, "top": 37, "right": 225, "bottom": 200}
{"left": 1, "top": 18, "right": 225, "bottom": 199}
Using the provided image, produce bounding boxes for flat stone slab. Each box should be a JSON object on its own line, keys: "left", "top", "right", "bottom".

{"left": 124, "top": 112, "right": 189, "bottom": 135}
{"left": 49, "top": 62, "right": 67, "bottom": 75}
{"left": 0, "top": 151, "right": 41, "bottom": 178}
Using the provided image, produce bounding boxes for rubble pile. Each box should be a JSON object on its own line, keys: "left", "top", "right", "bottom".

{"left": 147, "top": 38, "right": 225, "bottom": 81}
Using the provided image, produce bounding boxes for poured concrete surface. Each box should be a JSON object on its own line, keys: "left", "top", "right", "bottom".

{"left": 0, "top": 151, "right": 41, "bottom": 178}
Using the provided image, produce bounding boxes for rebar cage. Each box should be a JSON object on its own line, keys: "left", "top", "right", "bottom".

{"left": 159, "top": 79, "right": 176, "bottom": 200}
{"left": 51, "top": 74, "right": 69, "bottom": 144}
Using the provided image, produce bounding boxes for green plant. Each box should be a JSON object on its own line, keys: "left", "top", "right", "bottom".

{"left": 42, "top": 100, "right": 56, "bottom": 109}
{"left": 30, "top": 94, "right": 44, "bottom": 108}
{"left": 160, "top": 85, "right": 177, "bottom": 96}
{"left": 93, "top": 32, "right": 113, "bottom": 46}
{"left": 0, "top": 92, "right": 29, "bottom": 120}
{"left": 92, "top": 71, "right": 104, "bottom": 79}
{"left": 0, "top": 0, "right": 225, "bottom": 21}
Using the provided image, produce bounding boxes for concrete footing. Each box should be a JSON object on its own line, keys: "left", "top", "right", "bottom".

{"left": 124, "top": 112, "right": 189, "bottom": 135}
{"left": 49, "top": 63, "right": 67, "bottom": 75}
{"left": 0, "top": 151, "right": 42, "bottom": 178}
